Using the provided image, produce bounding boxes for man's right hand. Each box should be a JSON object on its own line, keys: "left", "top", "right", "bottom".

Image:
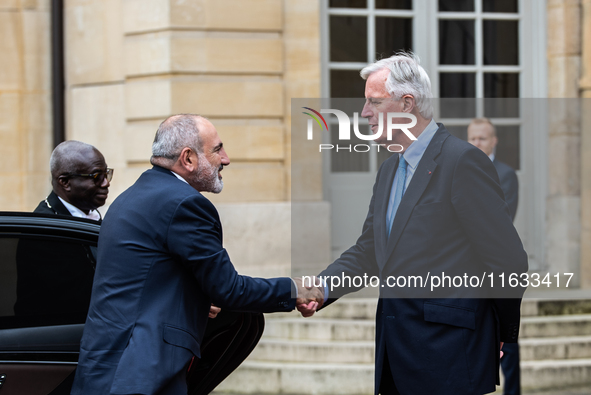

{"left": 293, "top": 277, "right": 324, "bottom": 317}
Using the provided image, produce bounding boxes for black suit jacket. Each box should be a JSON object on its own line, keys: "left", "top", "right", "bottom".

{"left": 493, "top": 159, "right": 518, "bottom": 221}
{"left": 34, "top": 191, "right": 72, "bottom": 216}
{"left": 319, "top": 125, "right": 528, "bottom": 395}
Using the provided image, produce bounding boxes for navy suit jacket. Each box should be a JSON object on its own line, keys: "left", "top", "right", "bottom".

{"left": 493, "top": 159, "right": 518, "bottom": 221}
{"left": 71, "top": 166, "right": 295, "bottom": 395}
{"left": 319, "top": 125, "right": 528, "bottom": 395}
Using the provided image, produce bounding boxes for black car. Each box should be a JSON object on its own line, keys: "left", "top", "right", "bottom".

{"left": 0, "top": 212, "right": 263, "bottom": 395}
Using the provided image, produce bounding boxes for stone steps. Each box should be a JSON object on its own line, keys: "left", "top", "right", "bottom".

{"left": 263, "top": 313, "right": 591, "bottom": 342}
{"left": 251, "top": 338, "right": 375, "bottom": 364}
{"left": 520, "top": 314, "right": 591, "bottom": 338}
{"left": 214, "top": 297, "right": 591, "bottom": 394}
{"left": 521, "top": 359, "right": 591, "bottom": 390}
{"left": 215, "top": 361, "right": 374, "bottom": 395}
{"left": 263, "top": 318, "right": 375, "bottom": 341}
{"left": 520, "top": 336, "right": 591, "bottom": 360}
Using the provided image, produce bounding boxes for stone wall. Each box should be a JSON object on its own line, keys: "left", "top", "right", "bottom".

{"left": 0, "top": 0, "right": 52, "bottom": 211}
{"left": 546, "top": 0, "right": 583, "bottom": 285}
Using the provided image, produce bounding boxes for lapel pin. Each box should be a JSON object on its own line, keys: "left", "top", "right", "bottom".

{"left": 428, "top": 171, "right": 432, "bottom": 175}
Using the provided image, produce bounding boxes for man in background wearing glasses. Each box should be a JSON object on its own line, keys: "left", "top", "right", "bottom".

{"left": 14, "top": 140, "right": 113, "bottom": 316}
{"left": 35, "top": 140, "right": 113, "bottom": 221}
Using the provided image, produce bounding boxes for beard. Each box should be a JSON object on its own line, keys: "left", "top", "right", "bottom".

{"left": 189, "top": 155, "right": 224, "bottom": 193}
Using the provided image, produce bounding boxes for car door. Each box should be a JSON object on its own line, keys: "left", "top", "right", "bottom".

{"left": 0, "top": 212, "right": 99, "bottom": 395}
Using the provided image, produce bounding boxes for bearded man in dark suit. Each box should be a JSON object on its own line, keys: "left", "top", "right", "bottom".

{"left": 299, "top": 53, "right": 528, "bottom": 395}
{"left": 71, "top": 114, "right": 322, "bottom": 395}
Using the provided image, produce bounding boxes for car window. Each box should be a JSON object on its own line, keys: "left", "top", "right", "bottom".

{"left": 0, "top": 235, "right": 96, "bottom": 329}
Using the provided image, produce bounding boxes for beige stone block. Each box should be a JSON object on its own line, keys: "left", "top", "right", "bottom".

{"left": 207, "top": 162, "right": 285, "bottom": 203}
{"left": 0, "top": 94, "right": 22, "bottom": 171}
{"left": 0, "top": 0, "right": 19, "bottom": 9}
{"left": 23, "top": 173, "right": 51, "bottom": 210}
{"left": 547, "top": 99, "right": 581, "bottom": 135}
{"left": 125, "top": 77, "right": 171, "bottom": 120}
{"left": 124, "top": 32, "right": 171, "bottom": 77}
{"left": 547, "top": 4, "right": 581, "bottom": 57}
{"left": 124, "top": 120, "right": 161, "bottom": 162}
{"left": 547, "top": 134, "right": 581, "bottom": 196}
{"left": 284, "top": 0, "right": 320, "bottom": 40}
{"left": 15, "top": 0, "right": 51, "bottom": 10}
{"left": 170, "top": 0, "right": 282, "bottom": 31}
{"left": 216, "top": 202, "right": 291, "bottom": 274}
{"left": 122, "top": 0, "right": 169, "bottom": 34}
{"left": 21, "top": 10, "right": 51, "bottom": 91}
{"left": 290, "top": 103, "right": 323, "bottom": 201}
{"left": 0, "top": 12, "right": 23, "bottom": 90}
{"left": 215, "top": 119, "right": 284, "bottom": 161}
{"left": 65, "top": 0, "right": 124, "bottom": 85}
{"left": 68, "top": 83, "right": 127, "bottom": 171}
{"left": 580, "top": 99, "right": 591, "bottom": 287}
{"left": 123, "top": 0, "right": 282, "bottom": 33}
{"left": 545, "top": 196, "right": 581, "bottom": 286}
{"left": 547, "top": 56, "right": 582, "bottom": 98}
{"left": 0, "top": 175, "right": 24, "bottom": 211}
{"left": 22, "top": 93, "right": 51, "bottom": 173}
{"left": 170, "top": 32, "right": 282, "bottom": 74}
{"left": 291, "top": 201, "right": 332, "bottom": 269}
{"left": 171, "top": 77, "right": 283, "bottom": 118}
{"left": 20, "top": 0, "right": 39, "bottom": 9}
{"left": 547, "top": 0, "right": 582, "bottom": 8}
{"left": 125, "top": 31, "right": 283, "bottom": 77}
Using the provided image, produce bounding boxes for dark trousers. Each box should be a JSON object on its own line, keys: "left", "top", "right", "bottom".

{"left": 501, "top": 342, "right": 521, "bottom": 395}
{"left": 379, "top": 352, "right": 401, "bottom": 395}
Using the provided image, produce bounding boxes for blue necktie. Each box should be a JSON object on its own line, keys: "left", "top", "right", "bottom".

{"left": 387, "top": 155, "right": 407, "bottom": 237}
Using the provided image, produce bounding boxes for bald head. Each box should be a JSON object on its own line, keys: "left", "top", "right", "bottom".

{"left": 50, "top": 141, "right": 100, "bottom": 181}
{"left": 50, "top": 140, "right": 110, "bottom": 213}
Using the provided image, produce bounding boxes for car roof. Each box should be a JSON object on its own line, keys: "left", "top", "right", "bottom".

{"left": 0, "top": 212, "right": 100, "bottom": 242}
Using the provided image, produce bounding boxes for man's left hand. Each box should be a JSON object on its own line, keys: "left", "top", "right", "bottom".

{"left": 209, "top": 304, "right": 221, "bottom": 319}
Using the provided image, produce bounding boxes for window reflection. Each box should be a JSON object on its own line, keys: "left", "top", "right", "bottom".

{"left": 376, "top": 17, "right": 413, "bottom": 59}
{"left": 330, "top": 16, "right": 368, "bottom": 62}
{"left": 439, "top": 20, "right": 475, "bottom": 65}
{"left": 483, "top": 20, "right": 518, "bottom": 65}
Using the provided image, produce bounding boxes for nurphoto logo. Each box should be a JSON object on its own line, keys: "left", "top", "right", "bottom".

{"left": 302, "top": 107, "right": 417, "bottom": 153}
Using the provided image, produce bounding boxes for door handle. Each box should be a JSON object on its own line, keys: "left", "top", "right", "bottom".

{"left": 0, "top": 373, "right": 5, "bottom": 390}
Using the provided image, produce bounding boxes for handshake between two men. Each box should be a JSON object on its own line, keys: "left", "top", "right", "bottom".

{"left": 294, "top": 276, "right": 325, "bottom": 318}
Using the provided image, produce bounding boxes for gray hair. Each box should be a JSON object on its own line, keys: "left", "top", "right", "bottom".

{"left": 50, "top": 140, "right": 97, "bottom": 177}
{"left": 360, "top": 51, "right": 433, "bottom": 119}
{"left": 152, "top": 114, "right": 203, "bottom": 160}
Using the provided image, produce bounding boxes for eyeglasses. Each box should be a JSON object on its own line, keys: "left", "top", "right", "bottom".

{"left": 66, "top": 168, "right": 114, "bottom": 184}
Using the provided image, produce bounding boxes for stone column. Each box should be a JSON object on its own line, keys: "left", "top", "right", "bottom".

{"left": 546, "top": 0, "right": 582, "bottom": 285}
{"left": 0, "top": 0, "right": 52, "bottom": 210}
{"left": 579, "top": 0, "right": 591, "bottom": 286}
